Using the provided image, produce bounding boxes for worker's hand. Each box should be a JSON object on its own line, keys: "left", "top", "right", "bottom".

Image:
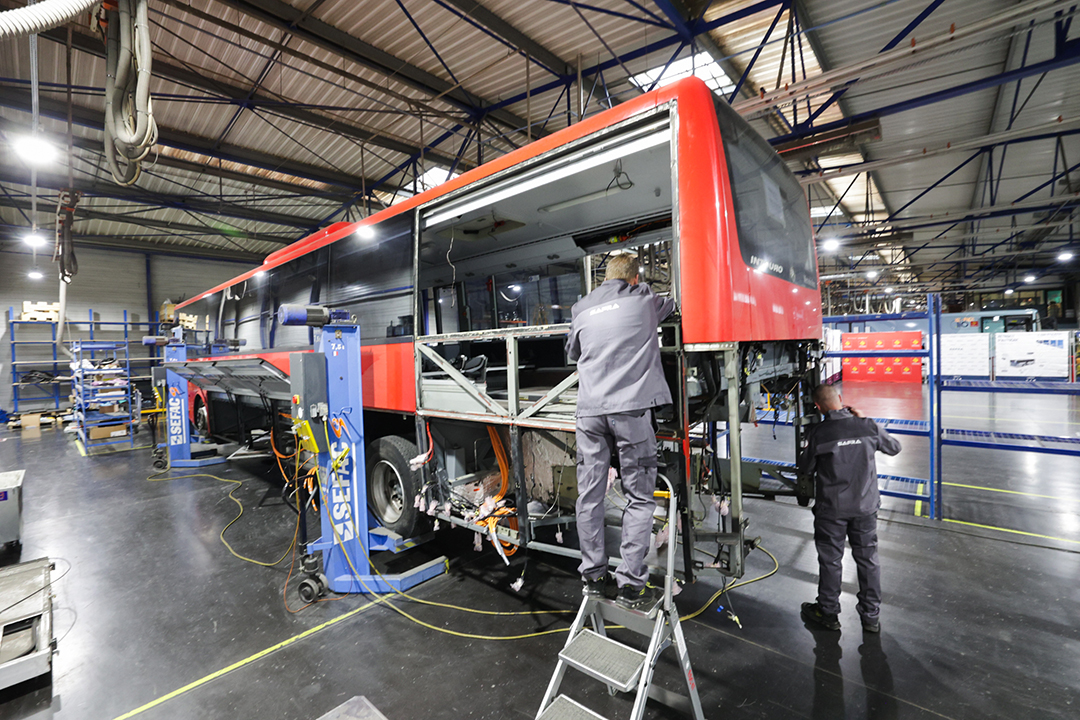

{"left": 846, "top": 405, "right": 866, "bottom": 418}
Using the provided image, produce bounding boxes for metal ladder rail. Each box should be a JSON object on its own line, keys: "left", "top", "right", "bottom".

{"left": 535, "top": 475, "right": 704, "bottom": 720}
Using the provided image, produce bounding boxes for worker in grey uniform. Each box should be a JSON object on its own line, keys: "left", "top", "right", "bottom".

{"left": 566, "top": 254, "right": 676, "bottom": 610}
{"left": 799, "top": 384, "right": 901, "bottom": 633}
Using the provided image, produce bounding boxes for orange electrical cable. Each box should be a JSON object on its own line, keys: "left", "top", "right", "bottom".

{"left": 483, "top": 426, "right": 518, "bottom": 556}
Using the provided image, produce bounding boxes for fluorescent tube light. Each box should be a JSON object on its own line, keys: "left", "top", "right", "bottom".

{"left": 423, "top": 129, "right": 668, "bottom": 228}
{"left": 538, "top": 185, "right": 629, "bottom": 213}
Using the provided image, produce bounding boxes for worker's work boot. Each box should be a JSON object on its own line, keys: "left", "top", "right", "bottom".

{"left": 583, "top": 573, "right": 614, "bottom": 599}
{"left": 616, "top": 583, "right": 660, "bottom": 611}
{"left": 801, "top": 602, "right": 841, "bottom": 631}
{"left": 861, "top": 616, "right": 881, "bottom": 633}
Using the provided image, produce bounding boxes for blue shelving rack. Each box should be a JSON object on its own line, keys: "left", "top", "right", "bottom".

{"left": 8, "top": 310, "right": 63, "bottom": 412}
{"left": 7, "top": 307, "right": 162, "bottom": 414}
{"left": 72, "top": 341, "right": 136, "bottom": 453}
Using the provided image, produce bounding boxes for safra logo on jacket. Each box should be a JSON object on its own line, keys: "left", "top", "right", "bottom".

{"left": 589, "top": 302, "right": 621, "bottom": 316}
{"left": 836, "top": 439, "right": 862, "bottom": 447}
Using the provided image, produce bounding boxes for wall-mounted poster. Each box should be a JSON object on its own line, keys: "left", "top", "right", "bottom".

{"left": 941, "top": 334, "right": 991, "bottom": 378}
{"left": 994, "top": 332, "right": 1070, "bottom": 378}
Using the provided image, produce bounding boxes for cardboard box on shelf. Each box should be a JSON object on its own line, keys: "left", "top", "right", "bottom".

{"left": 88, "top": 423, "right": 129, "bottom": 440}
{"left": 20, "top": 413, "right": 42, "bottom": 430}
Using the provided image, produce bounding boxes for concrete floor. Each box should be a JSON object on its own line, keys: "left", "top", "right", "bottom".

{"left": 1, "top": 384, "right": 1079, "bottom": 719}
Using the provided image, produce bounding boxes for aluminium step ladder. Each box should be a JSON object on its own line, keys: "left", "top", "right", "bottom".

{"left": 535, "top": 476, "right": 705, "bottom": 720}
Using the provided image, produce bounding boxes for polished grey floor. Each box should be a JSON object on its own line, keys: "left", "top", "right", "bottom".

{"left": 1, "top": 383, "right": 1078, "bottom": 719}
{"left": 742, "top": 382, "right": 1080, "bottom": 542}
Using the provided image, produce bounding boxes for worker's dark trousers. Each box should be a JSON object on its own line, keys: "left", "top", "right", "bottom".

{"left": 575, "top": 410, "right": 657, "bottom": 589}
{"left": 814, "top": 511, "right": 881, "bottom": 621}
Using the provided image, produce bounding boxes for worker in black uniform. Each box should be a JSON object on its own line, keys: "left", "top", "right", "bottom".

{"left": 566, "top": 253, "right": 676, "bottom": 610}
{"left": 799, "top": 384, "right": 901, "bottom": 633}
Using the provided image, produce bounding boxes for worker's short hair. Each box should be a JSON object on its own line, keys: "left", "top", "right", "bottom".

{"left": 812, "top": 384, "right": 840, "bottom": 406}
{"left": 606, "top": 254, "right": 640, "bottom": 282}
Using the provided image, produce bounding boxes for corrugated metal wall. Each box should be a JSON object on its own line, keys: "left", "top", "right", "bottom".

{"left": 1, "top": 249, "right": 254, "bottom": 412}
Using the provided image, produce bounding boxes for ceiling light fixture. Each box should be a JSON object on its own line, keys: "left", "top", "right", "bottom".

{"left": 821, "top": 238, "right": 840, "bottom": 252}
{"left": 1023, "top": 275, "right": 1035, "bottom": 283}
{"left": 356, "top": 226, "right": 376, "bottom": 240}
{"left": 884, "top": 287, "right": 894, "bottom": 294}
{"left": 13, "top": 134, "right": 56, "bottom": 165}
{"left": 1004, "top": 288, "right": 1015, "bottom": 295}
{"left": 1058, "top": 251, "right": 1073, "bottom": 261}
{"left": 27, "top": 270, "right": 43, "bottom": 280}
{"left": 866, "top": 270, "right": 879, "bottom": 279}
{"left": 24, "top": 232, "right": 46, "bottom": 248}
{"left": 538, "top": 185, "right": 629, "bottom": 214}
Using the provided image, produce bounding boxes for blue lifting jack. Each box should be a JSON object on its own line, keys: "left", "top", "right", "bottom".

{"left": 279, "top": 304, "right": 447, "bottom": 603}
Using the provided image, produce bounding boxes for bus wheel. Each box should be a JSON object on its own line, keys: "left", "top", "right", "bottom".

{"left": 194, "top": 398, "right": 209, "bottom": 437}
{"left": 367, "top": 436, "right": 426, "bottom": 538}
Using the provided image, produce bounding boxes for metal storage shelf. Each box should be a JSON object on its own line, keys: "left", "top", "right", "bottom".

{"left": 72, "top": 341, "right": 136, "bottom": 454}
{"left": 7, "top": 307, "right": 162, "bottom": 413}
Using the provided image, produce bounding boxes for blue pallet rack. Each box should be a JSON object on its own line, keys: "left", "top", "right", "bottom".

{"left": 7, "top": 307, "right": 162, "bottom": 414}
{"left": 72, "top": 341, "right": 136, "bottom": 453}
{"left": 8, "top": 310, "right": 63, "bottom": 412}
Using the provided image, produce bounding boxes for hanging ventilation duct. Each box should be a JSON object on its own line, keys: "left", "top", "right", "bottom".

{"left": 0, "top": 0, "right": 101, "bottom": 41}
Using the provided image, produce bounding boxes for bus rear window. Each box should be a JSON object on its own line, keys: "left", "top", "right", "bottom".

{"left": 715, "top": 100, "right": 817, "bottom": 289}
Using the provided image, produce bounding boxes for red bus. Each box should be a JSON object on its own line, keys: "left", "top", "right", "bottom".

{"left": 175, "top": 76, "right": 822, "bottom": 581}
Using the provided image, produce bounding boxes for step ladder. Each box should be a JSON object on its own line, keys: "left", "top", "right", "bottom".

{"left": 535, "top": 476, "right": 704, "bottom": 720}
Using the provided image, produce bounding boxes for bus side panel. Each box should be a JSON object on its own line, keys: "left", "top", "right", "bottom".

{"left": 360, "top": 342, "right": 416, "bottom": 413}
{"left": 677, "top": 82, "right": 747, "bottom": 346}
{"left": 678, "top": 83, "right": 822, "bottom": 344}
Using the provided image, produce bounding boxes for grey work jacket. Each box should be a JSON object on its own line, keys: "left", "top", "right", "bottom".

{"left": 799, "top": 408, "right": 902, "bottom": 519}
{"left": 566, "top": 279, "right": 675, "bottom": 417}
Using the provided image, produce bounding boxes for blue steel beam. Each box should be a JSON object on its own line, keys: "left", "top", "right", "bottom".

{"left": 483, "top": 0, "right": 788, "bottom": 117}
{"left": 794, "top": 126, "right": 1080, "bottom": 177}
{"left": 770, "top": 41, "right": 1080, "bottom": 146}
{"left": 646, "top": 42, "right": 688, "bottom": 92}
{"left": 817, "top": 174, "right": 859, "bottom": 233}
{"left": 919, "top": 161, "right": 1080, "bottom": 284}
{"left": 801, "top": 0, "right": 948, "bottom": 128}
{"left": 884, "top": 151, "right": 984, "bottom": 221}
{"left": 214, "top": 0, "right": 534, "bottom": 136}
{"left": 727, "top": 2, "right": 788, "bottom": 103}
{"left": 435, "top": 0, "right": 571, "bottom": 77}
{"left": 395, "top": 0, "right": 461, "bottom": 86}
{"left": 545, "top": 0, "right": 672, "bottom": 29}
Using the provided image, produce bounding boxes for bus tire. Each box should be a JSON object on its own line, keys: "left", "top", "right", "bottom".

{"left": 367, "top": 435, "right": 427, "bottom": 538}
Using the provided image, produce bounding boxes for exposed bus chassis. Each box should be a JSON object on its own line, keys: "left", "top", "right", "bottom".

{"left": 413, "top": 323, "right": 821, "bottom": 583}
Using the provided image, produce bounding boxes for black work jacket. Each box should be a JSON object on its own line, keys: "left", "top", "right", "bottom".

{"left": 799, "top": 408, "right": 902, "bottom": 518}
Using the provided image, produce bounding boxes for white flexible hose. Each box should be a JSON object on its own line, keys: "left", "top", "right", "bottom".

{"left": 0, "top": 0, "right": 101, "bottom": 41}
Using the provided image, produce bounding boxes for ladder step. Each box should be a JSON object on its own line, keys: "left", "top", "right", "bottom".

{"left": 559, "top": 629, "right": 646, "bottom": 693}
{"left": 538, "top": 694, "right": 608, "bottom": 720}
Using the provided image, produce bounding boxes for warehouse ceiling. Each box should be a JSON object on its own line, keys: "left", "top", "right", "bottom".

{"left": 1, "top": 0, "right": 1078, "bottom": 301}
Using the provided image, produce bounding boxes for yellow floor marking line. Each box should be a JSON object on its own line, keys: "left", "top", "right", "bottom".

{"left": 942, "top": 481, "right": 1078, "bottom": 502}
{"left": 943, "top": 518, "right": 1080, "bottom": 545}
{"left": 112, "top": 598, "right": 383, "bottom": 719}
{"left": 74, "top": 439, "right": 86, "bottom": 457}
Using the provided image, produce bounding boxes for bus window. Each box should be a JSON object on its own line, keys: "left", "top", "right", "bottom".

{"left": 715, "top": 99, "right": 817, "bottom": 289}
{"left": 326, "top": 215, "right": 414, "bottom": 340}
{"left": 418, "top": 116, "right": 674, "bottom": 333}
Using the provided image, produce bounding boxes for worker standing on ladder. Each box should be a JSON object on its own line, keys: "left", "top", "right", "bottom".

{"left": 799, "top": 384, "right": 901, "bottom": 633}
{"left": 566, "top": 254, "right": 676, "bottom": 610}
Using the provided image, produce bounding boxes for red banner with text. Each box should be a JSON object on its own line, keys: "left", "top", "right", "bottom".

{"left": 841, "top": 331, "right": 923, "bottom": 383}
